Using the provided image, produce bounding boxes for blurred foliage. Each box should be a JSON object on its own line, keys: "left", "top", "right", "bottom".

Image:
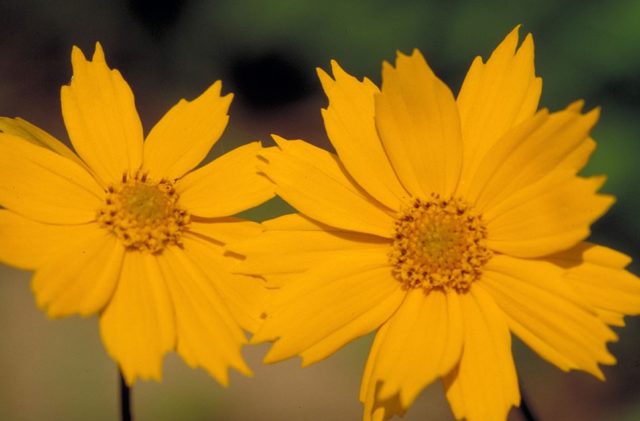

{"left": 0, "top": 0, "right": 639, "bottom": 420}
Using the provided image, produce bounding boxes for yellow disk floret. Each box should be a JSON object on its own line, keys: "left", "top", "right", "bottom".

{"left": 389, "top": 194, "right": 491, "bottom": 293}
{"left": 97, "top": 172, "right": 190, "bottom": 253}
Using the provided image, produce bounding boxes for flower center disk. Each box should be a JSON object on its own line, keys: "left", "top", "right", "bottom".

{"left": 97, "top": 173, "right": 190, "bottom": 253}
{"left": 389, "top": 195, "right": 491, "bottom": 293}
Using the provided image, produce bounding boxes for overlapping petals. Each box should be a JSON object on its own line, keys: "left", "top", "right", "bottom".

{"left": 0, "top": 133, "right": 103, "bottom": 224}
{"left": 100, "top": 252, "right": 175, "bottom": 384}
{"left": 457, "top": 26, "right": 541, "bottom": 190}
{"left": 177, "top": 142, "right": 275, "bottom": 217}
{"left": 547, "top": 243, "right": 640, "bottom": 326}
{"left": 183, "top": 229, "right": 269, "bottom": 333}
{"left": 318, "top": 62, "right": 407, "bottom": 210}
{"left": 0, "top": 117, "right": 87, "bottom": 167}
{"left": 229, "top": 213, "right": 389, "bottom": 287}
{"left": 364, "top": 290, "right": 463, "bottom": 408}
{"left": 0, "top": 210, "right": 95, "bottom": 270}
{"left": 158, "top": 244, "right": 252, "bottom": 385}
{"left": 443, "top": 287, "right": 520, "bottom": 421}
{"left": 259, "top": 137, "right": 394, "bottom": 237}
{"left": 32, "top": 227, "right": 124, "bottom": 318}
{"left": 482, "top": 255, "right": 617, "bottom": 378}
{"left": 252, "top": 249, "right": 404, "bottom": 366}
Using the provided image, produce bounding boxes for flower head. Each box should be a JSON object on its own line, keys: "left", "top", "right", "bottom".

{"left": 232, "top": 28, "right": 640, "bottom": 420}
{"left": 0, "top": 43, "right": 274, "bottom": 385}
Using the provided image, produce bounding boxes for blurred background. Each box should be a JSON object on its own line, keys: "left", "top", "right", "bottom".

{"left": 1, "top": 0, "right": 639, "bottom": 420}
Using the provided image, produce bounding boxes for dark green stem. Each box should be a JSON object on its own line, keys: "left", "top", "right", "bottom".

{"left": 119, "top": 369, "right": 132, "bottom": 421}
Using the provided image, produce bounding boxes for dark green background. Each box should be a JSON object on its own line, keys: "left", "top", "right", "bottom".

{"left": 0, "top": 0, "right": 638, "bottom": 420}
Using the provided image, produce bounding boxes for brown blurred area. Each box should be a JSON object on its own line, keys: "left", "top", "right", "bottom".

{"left": 1, "top": 0, "right": 639, "bottom": 420}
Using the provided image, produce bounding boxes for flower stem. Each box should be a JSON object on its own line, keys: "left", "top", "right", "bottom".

{"left": 519, "top": 384, "right": 537, "bottom": 421}
{"left": 119, "top": 369, "right": 132, "bottom": 421}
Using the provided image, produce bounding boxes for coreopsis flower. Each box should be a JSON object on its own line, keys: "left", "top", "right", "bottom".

{"left": 231, "top": 28, "right": 640, "bottom": 420}
{"left": 0, "top": 44, "right": 274, "bottom": 385}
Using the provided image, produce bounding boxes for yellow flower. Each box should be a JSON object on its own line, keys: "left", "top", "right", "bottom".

{"left": 231, "top": 28, "right": 640, "bottom": 420}
{"left": 0, "top": 44, "right": 274, "bottom": 385}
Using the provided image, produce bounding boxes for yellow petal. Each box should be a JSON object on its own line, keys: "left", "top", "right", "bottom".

{"left": 486, "top": 173, "right": 613, "bottom": 257}
{"left": 481, "top": 254, "right": 617, "bottom": 379}
{"left": 260, "top": 136, "right": 394, "bottom": 237}
{"left": 158, "top": 246, "right": 251, "bottom": 385}
{"left": 61, "top": 43, "right": 143, "bottom": 184}
{"left": 227, "top": 213, "right": 324, "bottom": 287}
{"left": 143, "top": 81, "right": 233, "bottom": 180}
{"left": 375, "top": 50, "right": 463, "bottom": 197}
{"left": 560, "top": 136, "right": 596, "bottom": 173}
{"left": 32, "top": 225, "right": 124, "bottom": 317}
{"left": 254, "top": 249, "right": 403, "bottom": 364}
{"left": 361, "top": 321, "right": 390, "bottom": 404}
{"left": 457, "top": 27, "right": 542, "bottom": 191}
{"left": 369, "top": 289, "right": 463, "bottom": 409}
{"left": 596, "top": 310, "right": 626, "bottom": 327}
{"left": 229, "top": 213, "right": 389, "bottom": 282}
{"left": 365, "top": 395, "right": 404, "bottom": 421}
{"left": 187, "top": 217, "right": 262, "bottom": 245}
{"left": 183, "top": 234, "right": 269, "bottom": 333}
{"left": 0, "top": 117, "right": 86, "bottom": 168}
{"left": 547, "top": 242, "right": 640, "bottom": 324}
{"left": 258, "top": 273, "right": 296, "bottom": 288}
{"left": 466, "top": 105, "right": 599, "bottom": 210}
{"left": 360, "top": 322, "right": 407, "bottom": 421}
{"left": 262, "top": 212, "right": 323, "bottom": 231}
{"left": 553, "top": 240, "right": 630, "bottom": 267}
{"left": 0, "top": 133, "right": 103, "bottom": 224}
{"left": 444, "top": 285, "right": 520, "bottom": 421}
{"left": 100, "top": 252, "right": 175, "bottom": 385}
{"left": 318, "top": 61, "right": 407, "bottom": 210}
{"left": 300, "top": 283, "right": 405, "bottom": 367}
{"left": 0, "top": 210, "right": 90, "bottom": 270}
{"left": 176, "top": 142, "right": 275, "bottom": 218}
